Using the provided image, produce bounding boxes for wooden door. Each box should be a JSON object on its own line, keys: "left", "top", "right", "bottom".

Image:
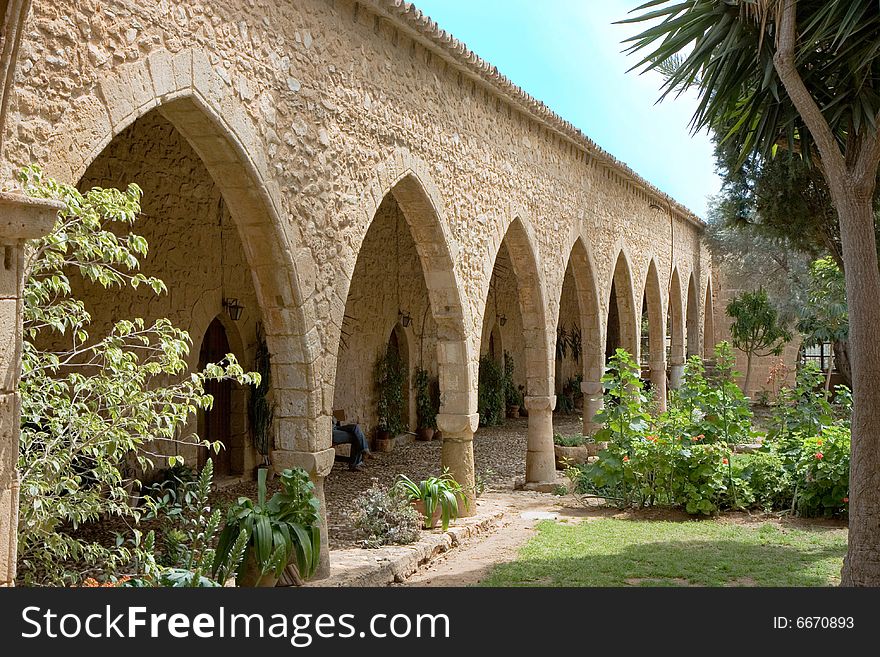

{"left": 199, "top": 318, "right": 232, "bottom": 476}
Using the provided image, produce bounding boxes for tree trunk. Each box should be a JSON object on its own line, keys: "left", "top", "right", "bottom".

{"left": 833, "top": 339, "right": 852, "bottom": 388}
{"left": 743, "top": 353, "right": 753, "bottom": 397}
{"left": 835, "top": 191, "right": 880, "bottom": 586}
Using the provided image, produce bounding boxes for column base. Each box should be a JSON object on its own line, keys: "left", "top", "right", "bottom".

{"left": 0, "top": 472, "right": 19, "bottom": 587}
{"left": 271, "top": 448, "right": 335, "bottom": 580}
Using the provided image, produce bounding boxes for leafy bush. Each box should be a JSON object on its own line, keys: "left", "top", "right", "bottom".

{"left": 593, "top": 349, "right": 651, "bottom": 449}
{"left": 375, "top": 346, "right": 406, "bottom": 436}
{"left": 553, "top": 433, "right": 592, "bottom": 447}
{"left": 213, "top": 468, "right": 322, "bottom": 586}
{"left": 17, "top": 167, "right": 257, "bottom": 586}
{"left": 796, "top": 426, "right": 850, "bottom": 517}
{"left": 669, "top": 343, "right": 752, "bottom": 444}
{"left": 574, "top": 432, "right": 732, "bottom": 514}
{"left": 478, "top": 355, "right": 505, "bottom": 426}
{"left": 503, "top": 351, "right": 523, "bottom": 408}
{"left": 350, "top": 482, "right": 422, "bottom": 548}
{"left": 733, "top": 451, "right": 795, "bottom": 512}
{"left": 414, "top": 367, "right": 437, "bottom": 430}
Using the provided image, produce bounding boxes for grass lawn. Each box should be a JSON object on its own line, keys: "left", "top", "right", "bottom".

{"left": 481, "top": 518, "right": 847, "bottom": 587}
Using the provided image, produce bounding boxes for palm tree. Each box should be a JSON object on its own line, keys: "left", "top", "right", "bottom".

{"left": 621, "top": 0, "right": 880, "bottom": 585}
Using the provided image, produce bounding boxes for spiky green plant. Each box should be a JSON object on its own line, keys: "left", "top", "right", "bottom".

{"left": 394, "top": 470, "right": 467, "bottom": 531}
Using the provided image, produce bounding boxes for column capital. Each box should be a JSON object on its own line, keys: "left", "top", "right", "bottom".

{"left": 271, "top": 447, "right": 336, "bottom": 477}
{"left": 436, "top": 412, "right": 479, "bottom": 435}
{"left": 523, "top": 395, "right": 556, "bottom": 411}
{"left": 0, "top": 192, "right": 62, "bottom": 242}
{"left": 580, "top": 380, "right": 603, "bottom": 396}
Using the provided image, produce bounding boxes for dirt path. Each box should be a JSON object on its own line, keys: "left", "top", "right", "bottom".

{"left": 394, "top": 491, "right": 571, "bottom": 587}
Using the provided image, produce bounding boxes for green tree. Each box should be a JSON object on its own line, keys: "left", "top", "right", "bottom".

{"left": 797, "top": 257, "right": 848, "bottom": 392}
{"left": 18, "top": 167, "right": 257, "bottom": 585}
{"left": 623, "top": 0, "right": 880, "bottom": 585}
{"left": 726, "top": 289, "right": 791, "bottom": 394}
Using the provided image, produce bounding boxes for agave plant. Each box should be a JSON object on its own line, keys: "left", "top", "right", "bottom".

{"left": 393, "top": 470, "right": 467, "bottom": 531}
{"left": 213, "top": 467, "right": 321, "bottom": 586}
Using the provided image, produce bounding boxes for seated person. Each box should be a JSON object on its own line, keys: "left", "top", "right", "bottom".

{"left": 332, "top": 416, "right": 370, "bottom": 471}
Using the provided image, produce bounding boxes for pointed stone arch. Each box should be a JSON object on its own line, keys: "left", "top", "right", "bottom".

{"left": 668, "top": 267, "right": 686, "bottom": 388}
{"left": 686, "top": 272, "right": 700, "bottom": 357}
{"left": 561, "top": 236, "right": 604, "bottom": 434}
{"left": 42, "top": 53, "right": 329, "bottom": 573}
{"left": 484, "top": 215, "right": 555, "bottom": 483}
{"left": 642, "top": 259, "right": 667, "bottom": 410}
{"left": 703, "top": 277, "right": 716, "bottom": 358}
{"left": 339, "top": 159, "right": 477, "bottom": 505}
{"left": 607, "top": 249, "right": 639, "bottom": 360}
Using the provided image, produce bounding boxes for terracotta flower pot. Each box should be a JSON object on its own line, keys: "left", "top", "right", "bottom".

{"left": 374, "top": 431, "right": 394, "bottom": 453}
{"left": 412, "top": 499, "right": 443, "bottom": 530}
{"left": 506, "top": 405, "right": 520, "bottom": 419}
{"left": 416, "top": 427, "right": 435, "bottom": 441}
{"left": 236, "top": 552, "right": 280, "bottom": 588}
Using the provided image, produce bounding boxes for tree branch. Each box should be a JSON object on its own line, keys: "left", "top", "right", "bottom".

{"left": 772, "top": 0, "right": 846, "bottom": 180}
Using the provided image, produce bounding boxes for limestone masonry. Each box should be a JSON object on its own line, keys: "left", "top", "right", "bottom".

{"left": 0, "top": 0, "right": 715, "bottom": 581}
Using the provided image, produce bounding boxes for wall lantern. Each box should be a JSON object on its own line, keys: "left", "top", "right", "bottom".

{"left": 399, "top": 310, "right": 413, "bottom": 328}
{"left": 223, "top": 298, "right": 244, "bottom": 321}
{"left": 498, "top": 314, "right": 507, "bottom": 327}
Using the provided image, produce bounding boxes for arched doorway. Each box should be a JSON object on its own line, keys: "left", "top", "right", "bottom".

{"left": 198, "top": 318, "right": 233, "bottom": 476}
{"left": 606, "top": 251, "right": 639, "bottom": 359}
{"left": 686, "top": 272, "right": 700, "bottom": 357}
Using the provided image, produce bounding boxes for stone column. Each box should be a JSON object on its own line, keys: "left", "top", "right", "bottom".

{"left": 669, "top": 358, "right": 685, "bottom": 390}
{"left": 524, "top": 395, "right": 556, "bottom": 483}
{"left": 650, "top": 357, "right": 668, "bottom": 412}
{"left": 580, "top": 380, "right": 604, "bottom": 436}
{"left": 0, "top": 192, "right": 62, "bottom": 587}
{"left": 272, "top": 413, "right": 335, "bottom": 580}
{"left": 438, "top": 412, "right": 479, "bottom": 516}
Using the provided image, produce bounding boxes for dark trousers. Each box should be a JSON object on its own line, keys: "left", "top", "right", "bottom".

{"left": 332, "top": 423, "right": 369, "bottom": 467}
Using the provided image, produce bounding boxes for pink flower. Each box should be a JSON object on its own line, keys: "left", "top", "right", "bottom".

{"left": 722, "top": 458, "right": 729, "bottom": 465}
{"left": 843, "top": 497, "right": 849, "bottom": 503}
{"left": 815, "top": 452, "right": 824, "bottom": 460}
{"left": 623, "top": 456, "right": 630, "bottom": 463}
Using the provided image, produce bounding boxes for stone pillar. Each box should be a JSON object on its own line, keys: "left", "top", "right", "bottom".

{"left": 669, "top": 359, "right": 685, "bottom": 390}
{"left": 0, "top": 192, "right": 62, "bottom": 587}
{"left": 650, "top": 358, "right": 668, "bottom": 412}
{"left": 271, "top": 413, "right": 335, "bottom": 580}
{"left": 524, "top": 395, "right": 556, "bottom": 483}
{"left": 438, "top": 412, "right": 479, "bottom": 517}
{"left": 580, "top": 380, "right": 604, "bottom": 436}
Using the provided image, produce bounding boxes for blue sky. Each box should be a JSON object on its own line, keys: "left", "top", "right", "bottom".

{"left": 414, "top": 0, "right": 720, "bottom": 217}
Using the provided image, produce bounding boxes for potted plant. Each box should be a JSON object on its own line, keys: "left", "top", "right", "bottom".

{"left": 414, "top": 367, "right": 438, "bottom": 440}
{"left": 394, "top": 470, "right": 467, "bottom": 531}
{"left": 374, "top": 346, "right": 406, "bottom": 451}
{"left": 249, "top": 324, "right": 275, "bottom": 479}
{"left": 212, "top": 467, "right": 321, "bottom": 587}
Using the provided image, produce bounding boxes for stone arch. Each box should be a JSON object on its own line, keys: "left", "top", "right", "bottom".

{"left": 42, "top": 53, "right": 331, "bottom": 574}
{"left": 488, "top": 216, "right": 554, "bottom": 396}
{"left": 642, "top": 258, "right": 667, "bottom": 410}
{"left": 686, "top": 271, "right": 700, "bottom": 357}
{"left": 482, "top": 215, "right": 555, "bottom": 483}
{"left": 703, "top": 277, "right": 716, "bottom": 358}
{"left": 668, "top": 267, "right": 686, "bottom": 388}
{"left": 41, "top": 54, "right": 321, "bottom": 463}
{"left": 607, "top": 249, "right": 639, "bottom": 360}
{"left": 562, "top": 236, "right": 604, "bottom": 434}
{"left": 356, "top": 155, "right": 474, "bottom": 421}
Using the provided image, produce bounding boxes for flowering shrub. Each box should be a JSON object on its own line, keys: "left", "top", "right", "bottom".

{"left": 732, "top": 451, "right": 795, "bottom": 512}
{"left": 796, "top": 426, "right": 850, "bottom": 517}
{"left": 574, "top": 432, "right": 732, "bottom": 515}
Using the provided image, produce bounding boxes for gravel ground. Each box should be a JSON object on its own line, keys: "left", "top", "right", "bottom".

{"left": 65, "top": 415, "right": 585, "bottom": 560}
{"left": 323, "top": 415, "right": 582, "bottom": 548}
